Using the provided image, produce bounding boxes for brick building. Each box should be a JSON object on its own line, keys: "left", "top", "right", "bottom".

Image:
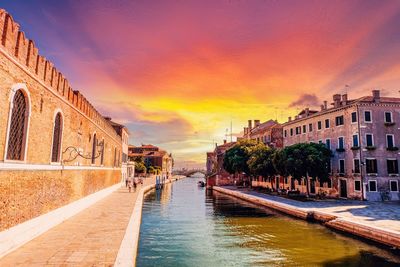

{"left": 240, "top": 119, "right": 283, "bottom": 148}
{"left": 283, "top": 90, "right": 400, "bottom": 201}
{"left": 0, "top": 10, "right": 126, "bottom": 231}
{"left": 128, "top": 144, "right": 173, "bottom": 177}
{"left": 108, "top": 119, "right": 130, "bottom": 183}
{"left": 206, "top": 140, "right": 237, "bottom": 187}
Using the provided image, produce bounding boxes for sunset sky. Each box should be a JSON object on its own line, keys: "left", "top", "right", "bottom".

{"left": 4, "top": 0, "right": 400, "bottom": 168}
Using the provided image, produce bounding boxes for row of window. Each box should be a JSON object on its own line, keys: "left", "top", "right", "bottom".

{"left": 5, "top": 88, "right": 121, "bottom": 166}
{"left": 284, "top": 110, "right": 396, "bottom": 137}
{"left": 335, "top": 158, "right": 399, "bottom": 175}
{"left": 254, "top": 135, "right": 271, "bottom": 143}
{"left": 361, "top": 180, "right": 399, "bottom": 192}
{"left": 316, "top": 134, "right": 397, "bottom": 150}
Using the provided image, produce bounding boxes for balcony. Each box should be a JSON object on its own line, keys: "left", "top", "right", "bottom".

{"left": 350, "top": 146, "right": 360, "bottom": 150}
{"left": 387, "top": 146, "right": 399, "bottom": 151}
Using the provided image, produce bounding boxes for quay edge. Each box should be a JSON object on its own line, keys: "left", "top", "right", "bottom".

{"left": 114, "top": 175, "right": 185, "bottom": 267}
{"left": 212, "top": 186, "right": 400, "bottom": 250}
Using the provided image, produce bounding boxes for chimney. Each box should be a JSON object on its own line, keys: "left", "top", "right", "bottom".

{"left": 342, "top": 94, "right": 348, "bottom": 105}
{"left": 320, "top": 104, "right": 324, "bottom": 111}
{"left": 288, "top": 116, "right": 292, "bottom": 122}
{"left": 305, "top": 108, "right": 310, "bottom": 117}
{"left": 254, "top": 120, "right": 260, "bottom": 127}
{"left": 333, "top": 94, "right": 341, "bottom": 108}
{"left": 248, "top": 120, "right": 252, "bottom": 130}
{"left": 323, "top": 100, "right": 327, "bottom": 110}
{"left": 223, "top": 139, "right": 227, "bottom": 144}
{"left": 104, "top": 116, "right": 112, "bottom": 121}
{"left": 243, "top": 127, "right": 248, "bottom": 135}
{"left": 372, "top": 90, "right": 380, "bottom": 103}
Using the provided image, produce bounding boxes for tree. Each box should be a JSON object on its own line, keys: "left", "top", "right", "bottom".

{"left": 223, "top": 140, "right": 257, "bottom": 175}
{"left": 247, "top": 144, "right": 276, "bottom": 178}
{"left": 154, "top": 166, "right": 162, "bottom": 175}
{"left": 148, "top": 166, "right": 156, "bottom": 174}
{"left": 135, "top": 161, "right": 147, "bottom": 174}
{"left": 280, "top": 143, "right": 331, "bottom": 196}
{"left": 272, "top": 148, "right": 292, "bottom": 188}
{"left": 304, "top": 143, "right": 332, "bottom": 183}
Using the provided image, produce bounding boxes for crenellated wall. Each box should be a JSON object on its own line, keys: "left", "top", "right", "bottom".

{"left": 0, "top": 9, "right": 125, "bottom": 231}
{"left": 0, "top": 9, "right": 119, "bottom": 140}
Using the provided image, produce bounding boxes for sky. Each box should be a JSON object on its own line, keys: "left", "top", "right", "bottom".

{"left": 3, "top": 0, "right": 400, "bottom": 169}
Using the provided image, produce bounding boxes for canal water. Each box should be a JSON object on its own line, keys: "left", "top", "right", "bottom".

{"left": 137, "top": 177, "right": 400, "bottom": 266}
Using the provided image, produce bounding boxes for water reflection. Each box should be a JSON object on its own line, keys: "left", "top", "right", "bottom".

{"left": 137, "top": 178, "right": 400, "bottom": 267}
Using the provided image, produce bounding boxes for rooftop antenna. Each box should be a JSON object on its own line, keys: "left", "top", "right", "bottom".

{"left": 230, "top": 120, "right": 233, "bottom": 142}
{"left": 345, "top": 84, "right": 350, "bottom": 95}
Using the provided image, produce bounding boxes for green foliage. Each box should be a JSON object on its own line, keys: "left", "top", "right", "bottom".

{"left": 247, "top": 144, "right": 276, "bottom": 177}
{"left": 135, "top": 161, "right": 147, "bottom": 173}
{"left": 223, "top": 141, "right": 331, "bottom": 185}
{"left": 223, "top": 140, "right": 257, "bottom": 175}
{"left": 132, "top": 156, "right": 144, "bottom": 164}
{"left": 281, "top": 143, "right": 331, "bottom": 182}
{"left": 272, "top": 149, "right": 288, "bottom": 177}
{"left": 148, "top": 166, "right": 155, "bottom": 174}
{"left": 154, "top": 166, "right": 162, "bottom": 175}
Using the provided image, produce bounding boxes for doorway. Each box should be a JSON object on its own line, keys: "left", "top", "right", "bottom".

{"left": 310, "top": 179, "right": 316, "bottom": 194}
{"left": 340, "top": 179, "right": 347, "bottom": 198}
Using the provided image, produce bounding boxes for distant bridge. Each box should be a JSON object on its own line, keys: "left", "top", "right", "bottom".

{"left": 173, "top": 169, "right": 207, "bottom": 177}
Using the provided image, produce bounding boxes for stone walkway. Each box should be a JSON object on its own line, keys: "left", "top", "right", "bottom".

{"left": 224, "top": 186, "right": 400, "bottom": 232}
{"left": 0, "top": 177, "right": 155, "bottom": 267}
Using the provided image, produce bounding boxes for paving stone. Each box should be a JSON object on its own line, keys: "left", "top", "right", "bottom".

{"left": 226, "top": 186, "right": 400, "bottom": 233}
{"left": 0, "top": 177, "right": 156, "bottom": 266}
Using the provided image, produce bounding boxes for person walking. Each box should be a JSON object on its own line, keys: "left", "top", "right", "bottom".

{"left": 128, "top": 177, "right": 133, "bottom": 193}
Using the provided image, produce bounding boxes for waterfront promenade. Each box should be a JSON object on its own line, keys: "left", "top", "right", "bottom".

{"left": 215, "top": 186, "right": 400, "bottom": 248}
{"left": 0, "top": 177, "right": 157, "bottom": 266}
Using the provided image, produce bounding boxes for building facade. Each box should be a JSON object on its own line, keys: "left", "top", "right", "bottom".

{"left": 128, "top": 144, "right": 173, "bottom": 178}
{"left": 283, "top": 90, "right": 400, "bottom": 201}
{"left": 0, "top": 10, "right": 124, "bottom": 231}
{"left": 109, "top": 119, "right": 130, "bottom": 183}
{"left": 241, "top": 119, "right": 283, "bottom": 148}
{"left": 206, "top": 140, "right": 237, "bottom": 187}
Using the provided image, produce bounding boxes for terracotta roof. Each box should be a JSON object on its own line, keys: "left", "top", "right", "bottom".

{"left": 298, "top": 109, "right": 318, "bottom": 116}
{"left": 141, "top": 144, "right": 159, "bottom": 149}
{"left": 250, "top": 119, "right": 280, "bottom": 134}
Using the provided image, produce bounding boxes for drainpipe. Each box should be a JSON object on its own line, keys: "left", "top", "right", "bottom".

{"left": 357, "top": 104, "right": 365, "bottom": 201}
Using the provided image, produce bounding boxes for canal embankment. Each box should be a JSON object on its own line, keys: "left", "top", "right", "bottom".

{"left": 213, "top": 186, "right": 400, "bottom": 249}
{"left": 114, "top": 175, "right": 185, "bottom": 267}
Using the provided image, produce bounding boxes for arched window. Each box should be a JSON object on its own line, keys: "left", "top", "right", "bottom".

{"left": 100, "top": 139, "right": 104, "bottom": 165}
{"left": 51, "top": 112, "right": 63, "bottom": 162}
{"left": 6, "top": 89, "right": 29, "bottom": 161}
{"left": 113, "top": 147, "right": 117, "bottom": 167}
{"left": 91, "top": 133, "right": 97, "bottom": 164}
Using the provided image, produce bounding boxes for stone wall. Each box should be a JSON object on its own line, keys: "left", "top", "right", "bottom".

{"left": 0, "top": 9, "right": 123, "bottom": 230}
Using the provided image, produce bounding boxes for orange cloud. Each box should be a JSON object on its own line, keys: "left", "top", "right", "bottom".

{"left": 6, "top": 0, "right": 400, "bottom": 167}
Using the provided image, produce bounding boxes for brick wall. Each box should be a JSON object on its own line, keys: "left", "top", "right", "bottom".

{"left": 0, "top": 9, "right": 123, "bottom": 230}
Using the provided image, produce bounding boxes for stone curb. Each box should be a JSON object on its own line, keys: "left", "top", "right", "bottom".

{"left": 114, "top": 176, "right": 185, "bottom": 267}
{"left": 213, "top": 186, "right": 400, "bottom": 249}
